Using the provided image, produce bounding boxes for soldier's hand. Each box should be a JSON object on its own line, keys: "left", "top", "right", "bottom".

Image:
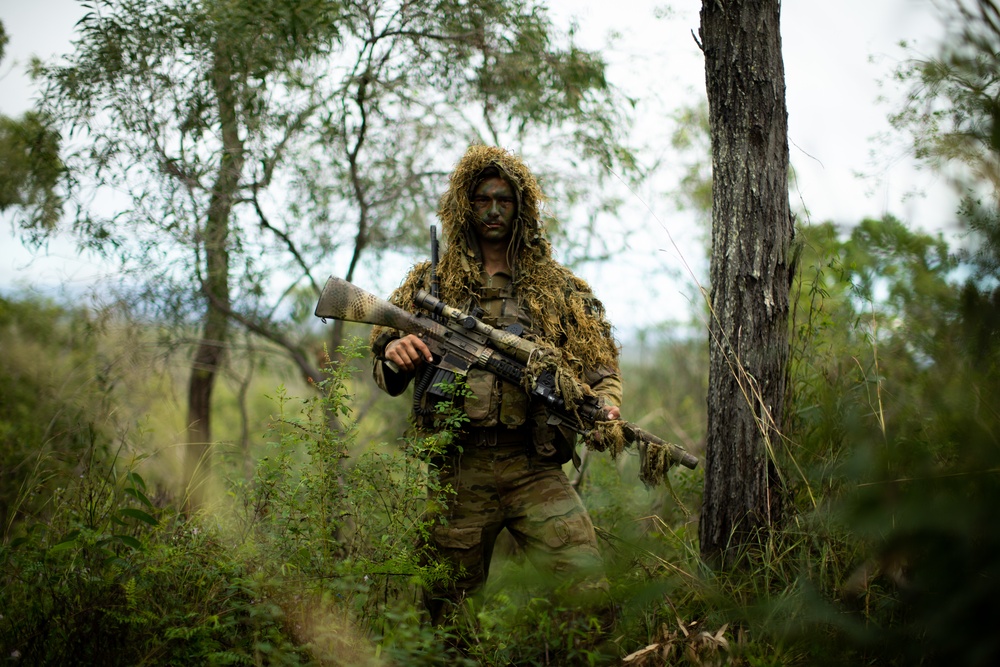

{"left": 605, "top": 405, "right": 621, "bottom": 420}
{"left": 385, "top": 334, "right": 433, "bottom": 372}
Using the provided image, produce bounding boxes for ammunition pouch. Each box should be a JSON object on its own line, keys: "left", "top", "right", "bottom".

{"left": 462, "top": 370, "right": 528, "bottom": 429}
{"left": 529, "top": 405, "right": 577, "bottom": 466}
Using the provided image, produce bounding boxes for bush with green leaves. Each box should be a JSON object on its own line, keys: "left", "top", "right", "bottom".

{"left": 17, "top": 233, "right": 1000, "bottom": 666}
{"left": 1, "top": 343, "right": 444, "bottom": 664}
{"left": 735, "top": 217, "right": 1000, "bottom": 666}
{"left": 606, "top": 217, "right": 1000, "bottom": 666}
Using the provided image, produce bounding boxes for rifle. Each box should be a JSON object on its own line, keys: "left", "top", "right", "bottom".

{"left": 314, "top": 276, "right": 699, "bottom": 474}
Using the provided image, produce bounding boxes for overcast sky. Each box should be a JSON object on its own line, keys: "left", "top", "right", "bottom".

{"left": 0, "top": 0, "right": 952, "bottom": 335}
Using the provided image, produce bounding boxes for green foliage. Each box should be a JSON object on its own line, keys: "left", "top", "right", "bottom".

{"left": 6, "top": 223, "right": 983, "bottom": 666}
{"left": 0, "top": 110, "right": 63, "bottom": 234}
{"left": 9, "top": 221, "right": 1000, "bottom": 665}
{"left": 582, "top": 213, "right": 999, "bottom": 666}
{"left": 888, "top": 0, "right": 1000, "bottom": 287}
{"left": 889, "top": 1, "right": 1000, "bottom": 193}
{"left": 788, "top": 216, "right": 961, "bottom": 473}
{"left": 770, "top": 215, "right": 1000, "bottom": 666}
{"left": 0, "top": 322, "right": 715, "bottom": 665}
{"left": 0, "top": 19, "right": 64, "bottom": 233}
{"left": 2, "top": 347, "right": 438, "bottom": 664}
{"left": 0, "top": 294, "right": 117, "bottom": 539}
{"left": 1, "top": 458, "right": 286, "bottom": 665}
{"left": 469, "top": 592, "right": 613, "bottom": 665}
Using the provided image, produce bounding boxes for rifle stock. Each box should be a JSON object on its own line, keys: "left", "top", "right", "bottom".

{"left": 315, "top": 276, "right": 444, "bottom": 339}
{"left": 315, "top": 276, "right": 698, "bottom": 471}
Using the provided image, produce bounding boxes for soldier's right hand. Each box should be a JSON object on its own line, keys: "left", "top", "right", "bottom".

{"left": 385, "top": 334, "right": 433, "bottom": 372}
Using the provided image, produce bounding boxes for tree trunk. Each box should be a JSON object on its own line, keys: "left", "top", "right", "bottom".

{"left": 184, "top": 39, "right": 245, "bottom": 508}
{"left": 698, "top": 0, "right": 794, "bottom": 566}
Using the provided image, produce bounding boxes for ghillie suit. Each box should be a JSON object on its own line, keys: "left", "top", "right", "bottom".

{"left": 370, "top": 145, "right": 622, "bottom": 624}
{"left": 370, "top": 144, "right": 622, "bottom": 453}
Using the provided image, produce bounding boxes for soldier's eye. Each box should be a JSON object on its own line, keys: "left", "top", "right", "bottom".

{"left": 472, "top": 195, "right": 514, "bottom": 210}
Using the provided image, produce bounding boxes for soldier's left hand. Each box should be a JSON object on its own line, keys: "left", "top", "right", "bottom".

{"left": 605, "top": 405, "right": 620, "bottom": 420}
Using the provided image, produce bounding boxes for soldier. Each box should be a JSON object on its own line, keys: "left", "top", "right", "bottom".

{"left": 369, "top": 145, "right": 622, "bottom": 624}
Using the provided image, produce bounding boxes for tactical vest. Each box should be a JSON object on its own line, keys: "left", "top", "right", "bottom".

{"left": 407, "top": 268, "right": 584, "bottom": 464}
{"left": 459, "top": 271, "right": 533, "bottom": 429}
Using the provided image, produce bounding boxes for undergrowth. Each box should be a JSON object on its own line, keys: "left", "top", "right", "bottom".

{"left": 0, "top": 343, "right": 705, "bottom": 665}
{"left": 5, "top": 218, "right": 1000, "bottom": 667}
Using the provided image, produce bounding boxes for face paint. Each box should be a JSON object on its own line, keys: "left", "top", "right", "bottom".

{"left": 470, "top": 177, "right": 516, "bottom": 244}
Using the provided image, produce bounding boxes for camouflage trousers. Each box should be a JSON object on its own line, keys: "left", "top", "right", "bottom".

{"left": 423, "top": 438, "right": 605, "bottom": 623}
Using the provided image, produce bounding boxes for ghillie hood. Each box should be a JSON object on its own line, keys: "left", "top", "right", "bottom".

{"left": 375, "top": 145, "right": 618, "bottom": 374}
{"left": 437, "top": 143, "right": 547, "bottom": 270}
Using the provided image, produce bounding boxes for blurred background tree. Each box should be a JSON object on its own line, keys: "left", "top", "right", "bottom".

{"left": 26, "top": 0, "right": 638, "bottom": 503}
{"left": 0, "top": 20, "right": 63, "bottom": 235}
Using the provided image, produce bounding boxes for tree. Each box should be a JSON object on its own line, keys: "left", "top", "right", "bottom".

{"left": 697, "top": 0, "right": 794, "bottom": 565}
{"left": 0, "top": 20, "right": 63, "bottom": 235}
{"left": 36, "top": 0, "right": 349, "bottom": 504}
{"left": 33, "top": 0, "right": 637, "bottom": 502}
{"left": 889, "top": 0, "right": 1000, "bottom": 285}
{"left": 886, "top": 0, "right": 1000, "bottom": 423}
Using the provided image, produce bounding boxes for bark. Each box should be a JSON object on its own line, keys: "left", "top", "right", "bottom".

{"left": 184, "top": 39, "right": 245, "bottom": 507}
{"left": 698, "top": 0, "right": 794, "bottom": 566}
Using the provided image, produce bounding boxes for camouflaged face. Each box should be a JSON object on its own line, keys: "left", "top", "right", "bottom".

{"left": 437, "top": 144, "right": 545, "bottom": 254}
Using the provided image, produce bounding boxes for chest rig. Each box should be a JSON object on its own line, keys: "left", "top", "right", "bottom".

{"left": 459, "top": 272, "right": 535, "bottom": 429}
